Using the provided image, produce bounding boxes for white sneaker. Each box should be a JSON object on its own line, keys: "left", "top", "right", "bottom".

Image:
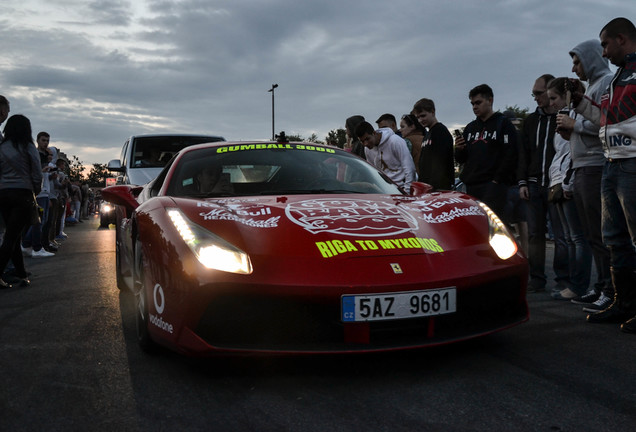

{"left": 31, "top": 248, "right": 55, "bottom": 258}
{"left": 21, "top": 246, "right": 33, "bottom": 257}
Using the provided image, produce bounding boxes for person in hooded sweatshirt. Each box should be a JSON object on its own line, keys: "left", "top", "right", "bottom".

{"left": 355, "top": 120, "right": 416, "bottom": 192}
{"left": 556, "top": 39, "right": 614, "bottom": 311}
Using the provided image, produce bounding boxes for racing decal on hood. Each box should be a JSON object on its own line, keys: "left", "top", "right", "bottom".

{"left": 285, "top": 198, "right": 418, "bottom": 237}
{"left": 410, "top": 197, "right": 482, "bottom": 223}
{"left": 197, "top": 200, "right": 280, "bottom": 228}
{"left": 315, "top": 236, "right": 444, "bottom": 258}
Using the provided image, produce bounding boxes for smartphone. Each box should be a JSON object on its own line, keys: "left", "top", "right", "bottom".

{"left": 454, "top": 129, "right": 462, "bottom": 138}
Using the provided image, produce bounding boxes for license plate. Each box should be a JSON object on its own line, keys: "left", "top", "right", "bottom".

{"left": 341, "top": 287, "right": 456, "bottom": 322}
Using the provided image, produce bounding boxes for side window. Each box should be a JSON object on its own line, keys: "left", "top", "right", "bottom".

{"left": 121, "top": 140, "right": 130, "bottom": 168}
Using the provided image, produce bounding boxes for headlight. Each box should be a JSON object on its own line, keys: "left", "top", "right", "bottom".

{"left": 167, "top": 208, "right": 253, "bottom": 274}
{"left": 102, "top": 204, "right": 113, "bottom": 213}
{"left": 479, "top": 202, "right": 518, "bottom": 260}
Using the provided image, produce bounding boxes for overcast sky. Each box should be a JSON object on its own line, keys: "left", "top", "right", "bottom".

{"left": 0, "top": 0, "right": 629, "bottom": 167}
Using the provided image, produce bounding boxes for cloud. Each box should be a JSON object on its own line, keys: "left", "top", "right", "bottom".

{"left": 0, "top": 0, "right": 626, "bottom": 168}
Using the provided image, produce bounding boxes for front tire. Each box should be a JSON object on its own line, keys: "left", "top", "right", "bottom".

{"left": 133, "top": 240, "right": 157, "bottom": 353}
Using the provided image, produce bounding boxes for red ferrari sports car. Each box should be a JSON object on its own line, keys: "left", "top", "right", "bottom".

{"left": 102, "top": 138, "right": 528, "bottom": 355}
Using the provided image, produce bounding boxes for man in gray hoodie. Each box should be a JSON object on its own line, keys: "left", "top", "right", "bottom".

{"left": 556, "top": 40, "right": 614, "bottom": 311}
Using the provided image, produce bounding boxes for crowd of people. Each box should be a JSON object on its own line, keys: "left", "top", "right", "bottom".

{"left": 2, "top": 17, "right": 635, "bottom": 335}
{"left": 0, "top": 107, "right": 92, "bottom": 289}
{"left": 342, "top": 17, "right": 636, "bottom": 335}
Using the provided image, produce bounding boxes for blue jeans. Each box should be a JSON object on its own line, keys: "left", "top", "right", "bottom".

{"left": 526, "top": 182, "right": 569, "bottom": 289}
{"left": 573, "top": 166, "right": 611, "bottom": 294}
{"left": 601, "top": 158, "right": 636, "bottom": 270}
{"left": 22, "top": 196, "right": 50, "bottom": 251}
{"left": 556, "top": 197, "right": 592, "bottom": 295}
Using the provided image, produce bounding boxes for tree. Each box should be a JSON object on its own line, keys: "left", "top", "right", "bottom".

{"left": 282, "top": 133, "right": 323, "bottom": 143}
{"left": 505, "top": 105, "right": 530, "bottom": 130}
{"left": 326, "top": 128, "right": 347, "bottom": 148}
{"left": 67, "top": 155, "right": 86, "bottom": 183}
{"left": 85, "top": 163, "right": 110, "bottom": 188}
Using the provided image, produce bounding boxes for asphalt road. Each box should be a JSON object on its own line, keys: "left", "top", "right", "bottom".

{"left": 1, "top": 217, "right": 635, "bottom": 432}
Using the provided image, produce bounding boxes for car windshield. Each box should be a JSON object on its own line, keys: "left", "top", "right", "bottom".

{"left": 167, "top": 143, "right": 402, "bottom": 197}
{"left": 131, "top": 135, "right": 224, "bottom": 168}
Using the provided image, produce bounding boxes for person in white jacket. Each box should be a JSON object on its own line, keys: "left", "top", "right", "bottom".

{"left": 547, "top": 77, "right": 592, "bottom": 301}
{"left": 354, "top": 121, "right": 416, "bottom": 192}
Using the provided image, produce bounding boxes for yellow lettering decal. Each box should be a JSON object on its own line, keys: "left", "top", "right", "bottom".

{"left": 332, "top": 240, "right": 347, "bottom": 253}
{"left": 408, "top": 238, "right": 420, "bottom": 248}
{"left": 399, "top": 238, "right": 413, "bottom": 248}
{"left": 317, "top": 237, "right": 442, "bottom": 258}
{"left": 240, "top": 145, "right": 255, "bottom": 151}
{"left": 316, "top": 242, "right": 333, "bottom": 258}
{"left": 378, "top": 239, "right": 394, "bottom": 249}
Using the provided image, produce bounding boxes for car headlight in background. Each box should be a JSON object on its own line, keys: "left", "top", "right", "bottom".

{"left": 167, "top": 208, "right": 253, "bottom": 274}
{"left": 479, "top": 202, "right": 518, "bottom": 260}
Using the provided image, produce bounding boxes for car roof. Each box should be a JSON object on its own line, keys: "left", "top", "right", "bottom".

{"left": 128, "top": 133, "right": 225, "bottom": 140}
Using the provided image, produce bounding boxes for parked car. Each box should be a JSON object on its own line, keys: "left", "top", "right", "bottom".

{"left": 103, "top": 134, "right": 225, "bottom": 228}
{"left": 102, "top": 138, "right": 528, "bottom": 356}
{"left": 106, "top": 134, "right": 225, "bottom": 186}
{"left": 99, "top": 201, "right": 115, "bottom": 228}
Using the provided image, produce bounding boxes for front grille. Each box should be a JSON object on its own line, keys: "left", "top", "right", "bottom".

{"left": 194, "top": 276, "right": 527, "bottom": 352}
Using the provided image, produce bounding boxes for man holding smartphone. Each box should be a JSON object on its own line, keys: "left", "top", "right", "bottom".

{"left": 454, "top": 84, "right": 517, "bottom": 222}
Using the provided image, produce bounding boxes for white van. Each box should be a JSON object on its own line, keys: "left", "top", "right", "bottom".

{"left": 106, "top": 134, "right": 225, "bottom": 186}
{"left": 101, "top": 134, "right": 224, "bottom": 227}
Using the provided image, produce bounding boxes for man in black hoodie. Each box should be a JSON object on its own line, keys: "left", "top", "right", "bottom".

{"left": 518, "top": 74, "right": 569, "bottom": 294}
{"left": 455, "top": 84, "right": 517, "bottom": 221}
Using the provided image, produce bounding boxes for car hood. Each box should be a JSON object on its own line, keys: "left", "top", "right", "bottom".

{"left": 164, "top": 193, "right": 490, "bottom": 260}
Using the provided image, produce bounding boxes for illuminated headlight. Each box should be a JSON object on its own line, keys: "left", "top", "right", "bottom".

{"left": 479, "top": 202, "right": 518, "bottom": 260}
{"left": 167, "top": 208, "right": 252, "bottom": 274}
{"left": 102, "top": 204, "right": 113, "bottom": 213}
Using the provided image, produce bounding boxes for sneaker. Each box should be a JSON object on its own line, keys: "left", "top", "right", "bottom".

{"left": 21, "top": 246, "right": 33, "bottom": 257}
{"left": 45, "top": 244, "right": 59, "bottom": 252}
{"left": 571, "top": 291, "right": 600, "bottom": 305}
{"left": 31, "top": 248, "right": 55, "bottom": 258}
{"left": 552, "top": 288, "right": 578, "bottom": 300}
{"left": 582, "top": 293, "right": 613, "bottom": 313}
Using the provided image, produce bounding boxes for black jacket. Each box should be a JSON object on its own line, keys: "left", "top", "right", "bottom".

{"left": 455, "top": 112, "right": 517, "bottom": 186}
{"left": 518, "top": 108, "right": 557, "bottom": 188}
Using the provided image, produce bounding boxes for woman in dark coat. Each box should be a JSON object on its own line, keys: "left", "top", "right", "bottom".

{"left": 0, "top": 115, "right": 42, "bottom": 288}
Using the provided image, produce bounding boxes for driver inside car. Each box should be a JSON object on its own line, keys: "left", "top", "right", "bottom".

{"left": 183, "top": 164, "right": 233, "bottom": 195}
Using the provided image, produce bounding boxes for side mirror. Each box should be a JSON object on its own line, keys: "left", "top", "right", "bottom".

{"left": 410, "top": 181, "right": 433, "bottom": 196}
{"left": 107, "top": 159, "right": 125, "bottom": 173}
{"left": 101, "top": 185, "right": 143, "bottom": 213}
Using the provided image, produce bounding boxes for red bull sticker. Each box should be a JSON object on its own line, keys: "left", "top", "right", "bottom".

{"left": 197, "top": 201, "right": 280, "bottom": 228}
{"left": 286, "top": 198, "right": 418, "bottom": 237}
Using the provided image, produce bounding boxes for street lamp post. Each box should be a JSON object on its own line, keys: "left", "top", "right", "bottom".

{"left": 268, "top": 84, "right": 278, "bottom": 140}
